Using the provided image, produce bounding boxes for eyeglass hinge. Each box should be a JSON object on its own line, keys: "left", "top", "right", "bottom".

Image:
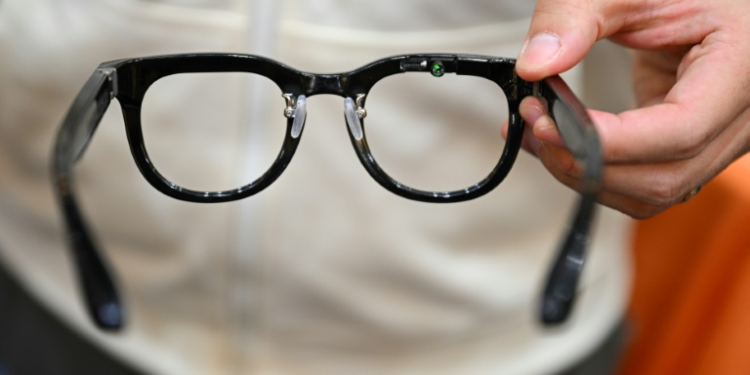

{"left": 514, "top": 72, "right": 544, "bottom": 101}
{"left": 97, "top": 68, "right": 117, "bottom": 100}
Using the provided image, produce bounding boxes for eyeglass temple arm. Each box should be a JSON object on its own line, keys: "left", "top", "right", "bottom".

{"left": 537, "top": 76, "right": 603, "bottom": 325}
{"left": 540, "top": 194, "right": 597, "bottom": 325}
{"left": 51, "top": 67, "right": 124, "bottom": 330}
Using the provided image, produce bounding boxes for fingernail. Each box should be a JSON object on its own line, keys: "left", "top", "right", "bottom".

{"left": 523, "top": 103, "right": 545, "bottom": 125}
{"left": 519, "top": 32, "right": 562, "bottom": 69}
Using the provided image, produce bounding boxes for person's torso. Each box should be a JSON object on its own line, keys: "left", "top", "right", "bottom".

{"left": 0, "top": 1, "right": 632, "bottom": 374}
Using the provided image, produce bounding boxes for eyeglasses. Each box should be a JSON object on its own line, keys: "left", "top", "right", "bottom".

{"left": 52, "top": 53, "right": 602, "bottom": 331}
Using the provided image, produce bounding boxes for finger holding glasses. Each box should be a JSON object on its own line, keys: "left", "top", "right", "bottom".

{"left": 514, "top": 0, "right": 750, "bottom": 219}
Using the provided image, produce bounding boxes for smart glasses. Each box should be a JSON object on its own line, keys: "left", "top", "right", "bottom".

{"left": 52, "top": 53, "right": 602, "bottom": 331}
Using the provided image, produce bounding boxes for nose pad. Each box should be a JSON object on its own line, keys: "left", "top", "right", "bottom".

{"left": 291, "top": 95, "right": 306, "bottom": 139}
{"left": 344, "top": 97, "right": 363, "bottom": 140}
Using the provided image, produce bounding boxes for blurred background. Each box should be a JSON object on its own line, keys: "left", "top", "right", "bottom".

{"left": 2, "top": 1, "right": 749, "bottom": 375}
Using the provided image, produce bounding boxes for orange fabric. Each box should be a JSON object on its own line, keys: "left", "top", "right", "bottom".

{"left": 618, "top": 155, "right": 750, "bottom": 375}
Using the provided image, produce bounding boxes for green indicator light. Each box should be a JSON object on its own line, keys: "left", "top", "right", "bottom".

{"left": 431, "top": 61, "right": 445, "bottom": 77}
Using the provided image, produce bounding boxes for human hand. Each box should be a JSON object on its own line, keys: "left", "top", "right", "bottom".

{"left": 514, "top": 0, "right": 750, "bottom": 219}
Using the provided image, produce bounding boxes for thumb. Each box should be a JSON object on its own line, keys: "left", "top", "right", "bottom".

{"left": 516, "top": 0, "right": 604, "bottom": 81}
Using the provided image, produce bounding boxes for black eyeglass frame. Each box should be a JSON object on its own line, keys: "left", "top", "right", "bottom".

{"left": 51, "top": 53, "right": 602, "bottom": 331}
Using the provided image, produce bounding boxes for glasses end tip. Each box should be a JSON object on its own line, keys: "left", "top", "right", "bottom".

{"left": 92, "top": 302, "right": 125, "bottom": 331}
{"left": 540, "top": 296, "right": 572, "bottom": 326}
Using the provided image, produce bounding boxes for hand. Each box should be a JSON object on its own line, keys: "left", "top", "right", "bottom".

{"left": 514, "top": 0, "right": 750, "bottom": 219}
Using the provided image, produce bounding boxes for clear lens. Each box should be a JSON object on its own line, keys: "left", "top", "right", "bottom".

{"left": 363, "top": 72, "right": 508, "bottom": 192}
{"left": 141, "top": 73, "right": 288, "bottom": 192}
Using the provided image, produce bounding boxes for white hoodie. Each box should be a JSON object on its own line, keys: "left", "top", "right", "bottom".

{"left": 0, "top": 1, "right": 632, "bottom": 374}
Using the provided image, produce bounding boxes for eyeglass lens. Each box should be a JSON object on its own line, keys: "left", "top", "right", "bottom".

{"left": 140, "top": 72, "right": 288, "bottom": 192}
{"left": 140, "top": 70, "right": 509, "bottom": 194}
{"left": 363, "top": 72, "right": 508, "bottom": 192}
